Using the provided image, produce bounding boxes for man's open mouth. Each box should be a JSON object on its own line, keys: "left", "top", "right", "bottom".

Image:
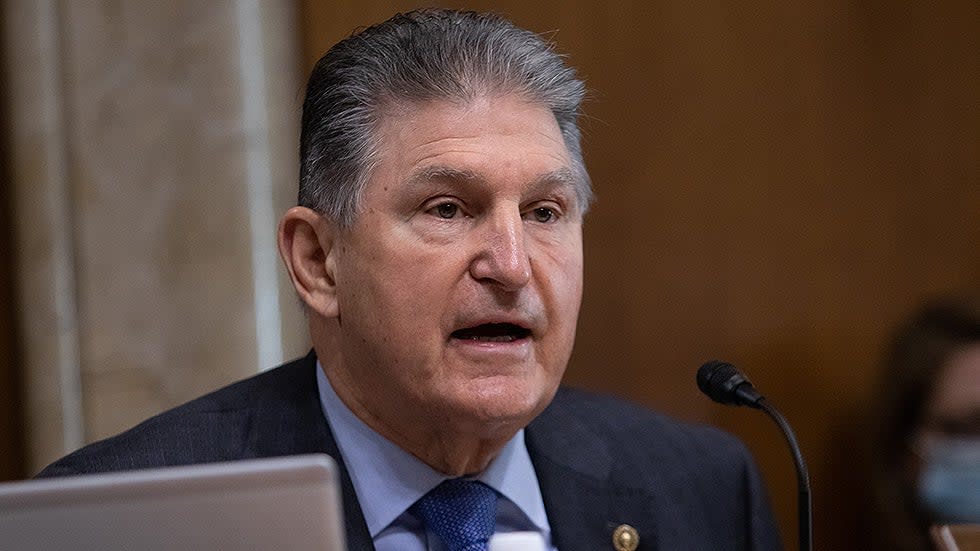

{"left": 450, "top": 323, "right": 531, "bottom": 342}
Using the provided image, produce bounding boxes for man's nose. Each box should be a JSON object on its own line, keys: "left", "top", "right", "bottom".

{"left": 469, "top": 209, "right": 532, "bottom": 291}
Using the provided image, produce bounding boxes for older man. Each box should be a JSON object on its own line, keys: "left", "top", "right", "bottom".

{"left": 40, "top": 9, "right": 780, "bottom": 551}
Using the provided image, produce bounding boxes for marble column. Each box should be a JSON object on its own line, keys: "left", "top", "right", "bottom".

{"left": 4, "top": 0, "right": 308, "bottom": 472}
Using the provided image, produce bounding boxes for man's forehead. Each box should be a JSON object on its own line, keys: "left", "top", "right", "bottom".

{"left": 368, "top": 94, "right": 585, "bottom": 202}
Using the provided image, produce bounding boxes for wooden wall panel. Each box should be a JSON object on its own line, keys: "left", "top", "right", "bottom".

{"left": 300, "top": 2, "right": 979, "bottom": 549}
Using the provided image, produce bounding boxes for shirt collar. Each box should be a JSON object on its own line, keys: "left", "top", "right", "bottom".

{"left": 315, "top": 362, "right": 550, "bottom": 538}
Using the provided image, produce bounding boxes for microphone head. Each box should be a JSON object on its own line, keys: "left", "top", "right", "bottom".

{"left": 697, "top": 360, "right": 763, "bottom": 407}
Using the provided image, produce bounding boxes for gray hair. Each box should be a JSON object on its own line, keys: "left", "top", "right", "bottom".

{"left": 298, "top": 8, "right": 591, "bottom": 227}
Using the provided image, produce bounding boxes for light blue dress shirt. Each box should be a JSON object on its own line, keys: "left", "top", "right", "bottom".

{"left": 315, "top": 363, "right": 557, "bottom": 551}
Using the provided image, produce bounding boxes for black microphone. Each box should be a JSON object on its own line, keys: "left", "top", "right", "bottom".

{"left": 697, "top": 360, "right": 812, "bottom": 551}
{"left": 697, "top": 360, "right": 765, "bottom": 407}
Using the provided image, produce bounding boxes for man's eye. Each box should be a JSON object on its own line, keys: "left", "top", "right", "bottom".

{"left": 433, "top": 202, "right": 459, "bottom": 219}
{"left": 530, "top": 207, "right": 556, "bottom": 223}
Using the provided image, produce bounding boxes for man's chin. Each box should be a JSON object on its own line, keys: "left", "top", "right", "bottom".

{"left": 444, "top": 377, "right": 558, "bottom": 435}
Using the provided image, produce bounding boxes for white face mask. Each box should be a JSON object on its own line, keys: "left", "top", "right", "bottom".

{"left": 918, "top": 436, "right": 980, "bottom": 523}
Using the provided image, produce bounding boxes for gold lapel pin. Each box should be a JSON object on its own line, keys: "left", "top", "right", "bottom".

{"left": 612, "top": 523, "right": 639, "bottom": 551}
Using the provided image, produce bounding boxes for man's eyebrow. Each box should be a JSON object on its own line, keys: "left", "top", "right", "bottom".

{"left": 407, "top": 165, "right": 579, "bottom": 193}
{"left": 529, "top": 167, "right": 579, "bottom": 194}
{"left": 407, "top": 165, "right": 482, "bottom": 187}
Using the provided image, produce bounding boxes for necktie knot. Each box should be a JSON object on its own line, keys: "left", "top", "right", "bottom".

{"left": 410, "top": 479, "right": 498, "bottom": 551}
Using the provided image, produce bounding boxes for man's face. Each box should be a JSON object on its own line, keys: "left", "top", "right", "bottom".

{"left": 329, "top": 93, "right": 584, "bottom": 440}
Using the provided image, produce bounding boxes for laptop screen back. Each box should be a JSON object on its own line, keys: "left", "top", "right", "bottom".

{"left": 0, "top": 454, "right": 345, "bottom": 551}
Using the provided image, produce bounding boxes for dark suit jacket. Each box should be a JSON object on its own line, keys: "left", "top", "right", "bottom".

{"left": 39, "top": 352, "right": 781, "bottom": 550}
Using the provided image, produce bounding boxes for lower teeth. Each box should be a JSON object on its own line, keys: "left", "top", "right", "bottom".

{"left": 469, "top": 335, "right": 516, "bottom": 342}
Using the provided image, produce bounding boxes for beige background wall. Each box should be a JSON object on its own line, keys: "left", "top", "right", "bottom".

{"left": 300, "top": 3, "right": 980, "bottom": 550}
{"left": 1, "top": 1, "right": 977, "bottom": 550}
{"left": 2, "top": 0, "right": 310, "bottom": 472}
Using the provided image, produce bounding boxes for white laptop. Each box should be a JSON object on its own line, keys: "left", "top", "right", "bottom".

{"left": 0, "top": 454, "right": 345, "bottom": 551}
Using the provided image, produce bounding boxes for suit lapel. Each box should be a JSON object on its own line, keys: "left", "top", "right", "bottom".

{"left": 526, "top": 390, "right": 659, "bottom": 551}
{"left": 244, "top": 352, "right": 376, "bottom": 551}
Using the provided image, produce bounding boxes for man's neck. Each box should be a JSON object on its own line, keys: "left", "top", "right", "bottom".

{"left": 325, "top": 366, "right": 514, "bottom": 475}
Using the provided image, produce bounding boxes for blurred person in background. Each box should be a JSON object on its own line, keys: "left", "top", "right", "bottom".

{"left": 868, "top": 295, "right": 980, "bottom": 551}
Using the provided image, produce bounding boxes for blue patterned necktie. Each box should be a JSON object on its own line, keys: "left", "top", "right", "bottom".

{"left": 410, "top": 478, "right": 498, "bottom": 551}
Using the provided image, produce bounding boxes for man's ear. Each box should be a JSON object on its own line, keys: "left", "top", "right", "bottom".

{"left": 277, "top": 206, "right": 340, "bottom": 318}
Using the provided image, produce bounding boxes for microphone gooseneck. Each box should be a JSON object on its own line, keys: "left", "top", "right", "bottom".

{"left": 697, "top": 360, "right": 813, "bottom": 551}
